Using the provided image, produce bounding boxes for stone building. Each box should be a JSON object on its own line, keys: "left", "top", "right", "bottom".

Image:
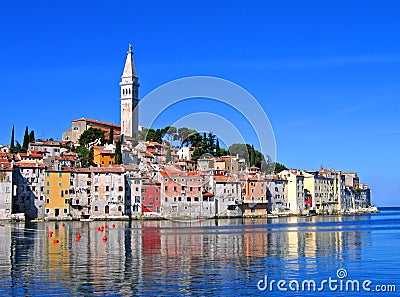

{"left": 12, "top": 162, "right": 46, "bottom": 220}
{"left": 0, "top": 159, "right": 13, "bottom": 219}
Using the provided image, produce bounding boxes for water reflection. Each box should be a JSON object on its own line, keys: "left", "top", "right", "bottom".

{"left": 0, "top": 213, "right": 390, "bottom": 296}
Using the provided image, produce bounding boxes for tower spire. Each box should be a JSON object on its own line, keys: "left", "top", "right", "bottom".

{"left": 120, "top": 43, "right": 139, "bottom": 138}
{"left": 122, "top": 43, "right": 137, "bottom": 78}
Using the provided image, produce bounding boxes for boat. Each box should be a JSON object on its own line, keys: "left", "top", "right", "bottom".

{"left": 80, "top": 214, "right": 93, "bottom": 222}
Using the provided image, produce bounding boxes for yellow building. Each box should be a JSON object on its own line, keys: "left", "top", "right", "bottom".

{"left": 93, "top": 145, "right": 115, "bottom": 167}
{"left": 44, "top": 170, "right": 71, "bottom": 219}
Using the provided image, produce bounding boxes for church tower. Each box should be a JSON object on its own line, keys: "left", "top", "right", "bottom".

{"left": 120, "top": 44, "right": 139, "bottom": 138}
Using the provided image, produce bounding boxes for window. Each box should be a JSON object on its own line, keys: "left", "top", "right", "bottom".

{"left": 76, "top": 199, "right": 80, "bottom": 205}
{"left": 59, "top": 172, "right": 62, "bottom": 178}
{"left": 194, "top": 197, "right": 199, "bottom": 202}
{"left": 187, "top": 197, "right": 191, "bottom": 202}
{"left": 46, "top": 172, "right": 50, "bottom": 177}
{"left": 46, "top": 209, "right": 49, "bottom": 213}
{"left": 106, "top": 186, "right": 110, "bottom": 191}
{"left": 65, "top": 190, "right": 68, "bottom": 194}
{"left": 61, "top": 190, "right": 64, "bottom": 197}
{"left": 155, "top": 188, "right": 159, "bottom": 193}
{"left": 164, "top": 186, "right": 168, "bottom": 191}
{"left": 119, "top": 186, "right": 123, "bottom": 191}
{"left": 94, "top": 206, "right": 98, "bottom": 211}
{"left": 65, "top": 199, "right": 69, "bottom": 204}
{"left": 173, "top": 186, "right": 177, "bottom": 192}
{"left": 141, "top": 188, "right": 146, "bottom": 193}
{"left": 142, "top": 196, "right": 145, "bottom": 201}
{"left": 134, "top": 180, "right": 140, "bottom": 184}
{"left": 155, "top": 196, "right": 159, "bottom": 200}
{"left": 5, "top": 187, "right": 10, "bottom": 193}
{"left": 46, "top": 190, "right": 50, "bottom": 195}
{"left": 58, "top": 182, "right": 62, "bottom": 187}
{"left": 46, "top": 199, "right": 50, "bottom": 203}
{"left": 95, "top": 186, "right": 98, "bottom": 192}
{"left": 46, "top": 181, "right": 50, "bottom": 186}
{"left": 118, "top": 206, "right": 122, "bottom": 212}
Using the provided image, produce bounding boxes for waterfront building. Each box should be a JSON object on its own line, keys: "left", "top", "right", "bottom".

{"left": 0, "top": 159, "right": 13, "bottom": 219}
{"left": 265, "top": 176, "right": 288, "bottom": 214}
{"left": 44, "top": 170, "right": 71, "bottom": 219}
{"left": 120, "top": 44, "right": 139, "bottom": 138}
{"left": 141, "top": 180, "right": 162, "bottom": 216}
{"left": 12, "top": 162, "right": 46, "bottom": 220}
{"left": 277, "top": 170, "right": 305, "bottom": 214}
{"left": 69, "top": 168, "right": 92, "bottom": 219}
{"left": 62, "top": 118, "right": 121, "bottom": 143}
{"left": 213, "top": 174, "right": 242, "bottom": 217}
{"left": 240, "top": 174, "right": 268, "bottom": 216}
{"left": 161, "top": 171, "right": 214, "bottom": 218}
{"left": 125, "top": 173, "right": 143, "bottom": 217}
{"left": 90, "top": 166, "right": 126, "bottom": 219}
{"left": 303, "top": 171, "right": 335, "bottom": 214}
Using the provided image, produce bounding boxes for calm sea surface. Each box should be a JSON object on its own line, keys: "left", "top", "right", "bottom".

{"left": 0, "top": 208, "right": 399, "bottom": 296}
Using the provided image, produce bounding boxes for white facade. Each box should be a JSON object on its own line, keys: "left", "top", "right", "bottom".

{"left": 120, "top": 44, "right": 139, "bottom": 138}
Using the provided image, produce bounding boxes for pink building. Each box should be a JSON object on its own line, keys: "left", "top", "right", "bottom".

{"left": 141, "top": 182, "right": 161, "bottom": 214}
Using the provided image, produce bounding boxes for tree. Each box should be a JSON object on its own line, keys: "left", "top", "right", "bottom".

{"left": 177, "top": 127, "right": 190, "bottom": 146}
{"left": 115, "top": 140, "right": 122, "bottom": 164}
{"left": 250, "top": 145, "right": 255, "bottom": 167}
{"left": 78, "top": 146, "right": 94, "bottom": 167}
{"left": 215, "top": 139, "right": 221, "bottom": 157}
{"left": 29, "top": 130, "right": 35, "bottom": 143}
{"left": 108, "top": 126, "right": 114, "bottom": 144}
{"left": 79, "top": 128, "right": 105, "bottom": 147}
{"left": 166, "top": 146, "right": 172, "bottom": 163}
{"left": 9, "top": 125, "right": 16, "bottom": 153}
{"left": 21, "top": 126, "right": 29, "bottom": 152}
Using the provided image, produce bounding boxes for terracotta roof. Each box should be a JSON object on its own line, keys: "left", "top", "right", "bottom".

{"left": 214, "top": 175, "right": 239, "bottom": 183}
{"left": 72, "top": 118, "right": 121, "bottom": 129}
{"left": 29, "top": 141, "right": 61, "bottom": 147}
{"left": 0, "top": 160, "right": 12, "bottom": 171}
{"left": 160, "top": 171, "right": 200, "bottom": 177}
{"left": 90, "top": 165, "right": 124, "bottom": 173}
{"left": 14, "top": 162, "right": 45, "bottom": 168}
{"left": 93, "top": 146, "right": 114, "bottom": 155}
{"left": 202, "top": 192, "right": 215, "bottom": 197}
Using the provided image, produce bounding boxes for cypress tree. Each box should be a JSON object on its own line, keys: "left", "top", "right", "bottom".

{"left": 109, "top": 126, "right": 114, "bottom": 144}
{"left": 166, "top": 146, "right": 171, "bottom": 163}
{"left": 115, "top": 140, "right": 122, "bottom": 164}
{"left": 216, "top": 139, "right": 221, "bottom": 157}
{"left": 29, "top": 130, "right": 35, "bottom": 143}
{"left": 250, "top": 145, "right": 255, "bottom": 167}
{"left": 22, "top": 126, "right": 29, "bottom": 152}
{"left": 10, "top": 125, "right": 15, "bottom": 151}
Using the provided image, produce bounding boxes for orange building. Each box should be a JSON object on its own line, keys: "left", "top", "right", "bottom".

{"left": 44, "top": 170, "right": 71, "bottom": 219}
{"left": 93, "top": 145, "right": 115, "bottom": 167}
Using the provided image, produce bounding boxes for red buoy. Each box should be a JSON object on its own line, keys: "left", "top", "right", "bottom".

{"left": 76, "top": 233, "right": 81, "bottom": 241}
{"left": 48, "top": 231, "right": 53, "bottom": 238}
{"left": 61, "top": 223, "right": 65, "bottom": 227}
{"left": 53, "top": 239, "right": 59, "bottom": 244}
{"left": 112, "top": 224, "right": 116, "bottom": 228}
{"left": 102, "top": 235, "right": 107, "bottom": 242}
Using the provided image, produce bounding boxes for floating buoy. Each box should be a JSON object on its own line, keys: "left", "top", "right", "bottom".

{"left": 48, "top": 231, "right": 53, "bottom": 238}
{"left": 102, "top": 235, "right": 107, "bottom": 242}
{"left": 53, "top": 239, "right": 59, "bottom": 244}
{"left": 112, "top": 224, "right": 116, "bottom": 228}
{"left": 76, "top": 233, "right": 81, "bottom": 241}
{"left": 61, "top": 223, "right": 65, "bottom": 227}
{"left": 104, "top": 224, "right": 108, "bottom": 229}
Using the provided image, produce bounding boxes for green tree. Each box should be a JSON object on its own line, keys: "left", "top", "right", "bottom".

{"left": 9, "top": 125, "right": 16, "bottom": 153}
{"left": 79, "top": 128, "right": 105, "bottom": 147}
{"left": 78, "top": 146, "right": 94, "bottom": 167}
{"left": 250, "top": 145, "right": 255, "bottom": 167}
{"left": 115, "top": 140, "right": 122, "bottom": 164}
{"left": 29, "top": 130, "right": 35, "bottom": 143}
{"left": 177, "top": 127, "right": 190, "bottom": 146}
{"left": 108, "top": 126, "right": 114, "bottom": 144}
{"left": 21, "top": 126, "right": 29, "bottom": 153}
{"left": 215, "top": 139, "right": 221, "bottom": 157}
{"left": 166, "top": 146, "right": 172, "bottom": 163}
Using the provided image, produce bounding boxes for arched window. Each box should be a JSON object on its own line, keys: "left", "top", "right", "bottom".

{"left": 94, "top": 205, "right": 98, "bottom": 211}
{"left": 105, "top": 205, "right": 109, "bottom": 214}
{"left": 118, "top": 206, "right": 122, "bottom": 212}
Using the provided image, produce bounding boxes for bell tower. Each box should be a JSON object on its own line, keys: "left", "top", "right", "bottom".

{"left": 120, "top": 44, "right": 139, "bottom": 138}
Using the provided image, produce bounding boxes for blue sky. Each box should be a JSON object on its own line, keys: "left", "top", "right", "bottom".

{"left": 1, "top": 1, "right": 399, "bottom": 206}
